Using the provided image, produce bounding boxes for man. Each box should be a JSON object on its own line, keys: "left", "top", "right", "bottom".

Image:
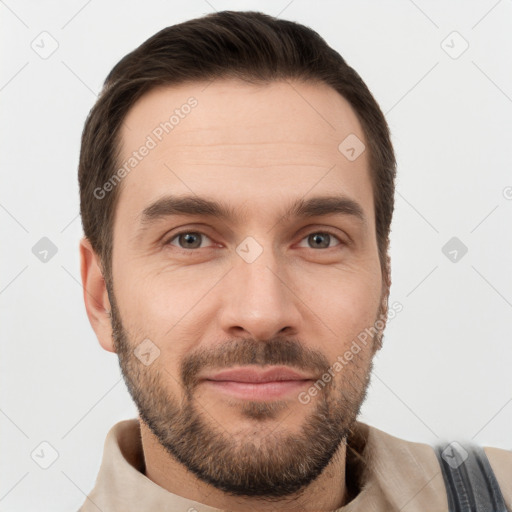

{"left": 78, "top": 10, "right": 511, "bottom": 512}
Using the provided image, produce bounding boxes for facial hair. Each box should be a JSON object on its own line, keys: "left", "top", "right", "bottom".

{"left": 108, "top": 286, "right": 381, "bottom": 500}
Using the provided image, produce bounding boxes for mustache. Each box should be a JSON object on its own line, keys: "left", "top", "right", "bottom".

{"left": 181, "top": 337, "right": 330, "bottom": 390}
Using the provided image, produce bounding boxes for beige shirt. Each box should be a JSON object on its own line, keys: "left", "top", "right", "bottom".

{"left": 80, "top": 418, "right": 512, "bottom": 511}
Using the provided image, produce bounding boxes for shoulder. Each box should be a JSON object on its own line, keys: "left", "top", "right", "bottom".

{"left": 348, "top": 422, "right": 449, "bottom": 511}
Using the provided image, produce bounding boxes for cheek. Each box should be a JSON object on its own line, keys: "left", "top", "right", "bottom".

{"left": 299, "top": 266, "right": 382, "bottom": 350}
{"left": 114, "top": 263, "right": 220, "bottom": 356}
{"left": 116, "top": 261, "right": 186, "bottom": 321}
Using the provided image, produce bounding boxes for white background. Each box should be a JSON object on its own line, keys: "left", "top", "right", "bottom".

{"left": 1, "top": 1, "right": 511, "bottom": 510}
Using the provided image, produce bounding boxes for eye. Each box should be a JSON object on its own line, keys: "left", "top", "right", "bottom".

{"left": 297, "top": 231, "right": 343, "bottom": 249}
{"left": 164, "top": 229, "right": 345, "bottom": 254}
{"left": 166, "top": 231, "right": 214, "bottom": 250}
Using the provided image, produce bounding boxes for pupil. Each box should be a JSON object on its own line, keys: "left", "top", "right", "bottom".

{"left": 182, "top": 233, "right": 200, "bottom": 248}
{"left": 311, "top": 233, "right": 329, "bottom": 248}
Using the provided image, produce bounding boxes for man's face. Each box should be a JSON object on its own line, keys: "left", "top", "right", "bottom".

{"left": 107, "top": 79, "right": 386, "bottom": 497}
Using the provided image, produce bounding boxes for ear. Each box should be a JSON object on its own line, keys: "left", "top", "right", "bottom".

{"left": 374, "top": 252, "right": 392, "bottom": 354}
{"left": 79, "top": 237, "right": 115, "bottom": 353}
{"left": 381, "top": 252, "right": 392, "bottom": 318}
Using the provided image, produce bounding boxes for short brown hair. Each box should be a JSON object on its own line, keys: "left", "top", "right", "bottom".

{"left": 79, "top": 10, "right": 396, "bottom": 291}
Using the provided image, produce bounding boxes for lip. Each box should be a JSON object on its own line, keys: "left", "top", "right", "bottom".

{"left": 200, "top": 366, "right": 315, "bottom": 401}
{"left": 203, "top": 366, "right": 314, "bottom": 383}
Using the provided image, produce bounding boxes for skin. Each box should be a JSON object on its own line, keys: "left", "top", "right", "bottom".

{"left": 80, "top": 79, "right": 389, "bottom": 511}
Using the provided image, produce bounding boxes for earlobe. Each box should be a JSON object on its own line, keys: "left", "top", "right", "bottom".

{"left": 79, "top": 237, "right": 116, "bottom": 353}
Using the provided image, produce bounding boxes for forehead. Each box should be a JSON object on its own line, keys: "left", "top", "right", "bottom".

{"left": 114, "top": 79, "right": 374, "bottom": 232}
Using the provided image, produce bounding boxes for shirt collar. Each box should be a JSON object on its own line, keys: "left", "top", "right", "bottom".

{"left": 81, "top": 418, "right": 446, "bottom": 511}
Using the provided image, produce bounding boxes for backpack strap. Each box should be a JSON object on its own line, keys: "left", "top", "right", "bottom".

{"left": 434, "top": 441, "right": 508, "bottom": 512}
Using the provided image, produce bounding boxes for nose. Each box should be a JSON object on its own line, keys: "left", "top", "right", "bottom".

{"left": 218, "top": 245, "right": 302, "bottom": 342}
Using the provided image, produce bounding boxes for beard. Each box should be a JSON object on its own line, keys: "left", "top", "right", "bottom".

{"left": 108, "top": 286, "right": 382, "bottom": 500}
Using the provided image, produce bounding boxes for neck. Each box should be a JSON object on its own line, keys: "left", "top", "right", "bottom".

{"left": 140, "top": 419, "right": 349, "bottom": 511}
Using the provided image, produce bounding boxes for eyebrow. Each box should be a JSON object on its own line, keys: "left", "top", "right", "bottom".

{"left": 137, "top": 193, "right": 367, "bottom": 234}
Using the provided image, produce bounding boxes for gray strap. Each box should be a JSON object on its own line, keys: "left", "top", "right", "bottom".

{"left": 434, "top": 441, "right": 508, "bottom": 512}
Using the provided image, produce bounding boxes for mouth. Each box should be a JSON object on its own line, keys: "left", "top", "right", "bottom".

{"left": 199, "top": 366, "right": 315, "bottom": 400}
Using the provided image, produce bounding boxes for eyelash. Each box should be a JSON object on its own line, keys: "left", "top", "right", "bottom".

{"left": 164, "top": 229, "right": 346, "bottom": 254}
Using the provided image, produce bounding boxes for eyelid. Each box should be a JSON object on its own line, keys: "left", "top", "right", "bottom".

{"left": 294, "top": 223, "right": 351, "bottom": 246}
{"left": 295, "top": 230, "right": 345, "bottom": 249}
{"left": 165, "top": 230, "right": 215, "bottom": 250}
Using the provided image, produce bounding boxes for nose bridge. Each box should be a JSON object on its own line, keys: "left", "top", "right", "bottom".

{"left": 219, "top": 237, "right": 300, "bottom": 339}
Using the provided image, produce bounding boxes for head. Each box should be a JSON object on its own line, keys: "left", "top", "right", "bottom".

{"left": 79, "top": 10, "right": 396, "bottom": 500}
